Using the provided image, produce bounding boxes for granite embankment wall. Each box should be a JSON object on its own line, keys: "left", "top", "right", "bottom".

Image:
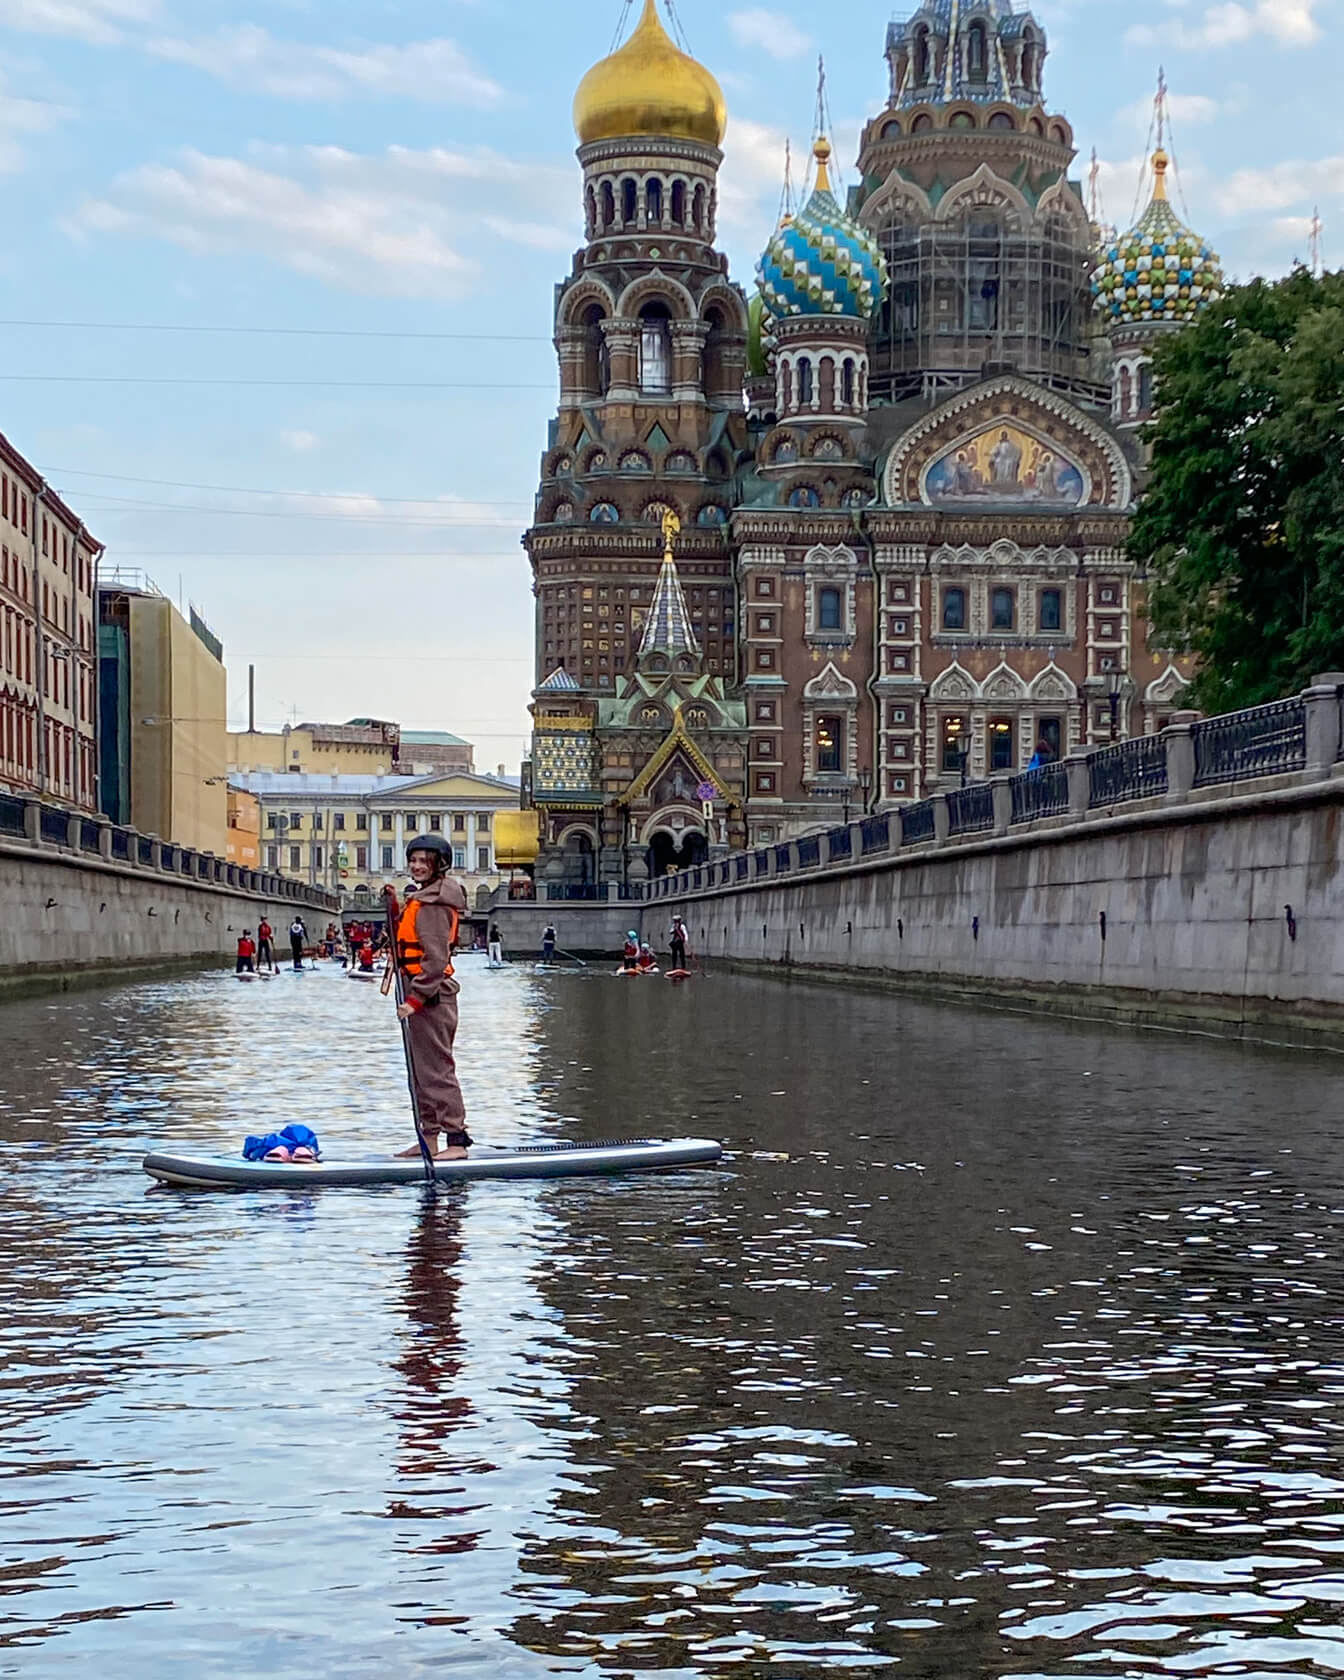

{"left": 0, "top": 796, "right": 339, "bottom": 1000}
{"left": 641, "top": 686, "right": 1344, "bottom": 1047}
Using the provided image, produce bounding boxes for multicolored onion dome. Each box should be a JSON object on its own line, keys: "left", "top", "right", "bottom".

{"left": 1091, "top": 149, "right": 1222, "bottom": 328}
{"left": 757, "top": 139, "right": 888, "bottom": 321}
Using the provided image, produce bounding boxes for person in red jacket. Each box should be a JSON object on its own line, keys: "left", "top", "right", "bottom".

{"left": 236, "top": 931, "right": 256, "bottom": 974}
{"left": 256, "top": 917, "right": 275, "bottom": 972}
{"left": 394, "top": 835, "right": 472, "bottom": 1159}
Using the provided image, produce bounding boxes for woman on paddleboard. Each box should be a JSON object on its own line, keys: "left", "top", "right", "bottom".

{"left": 395, "top": 835, "right": 472, "bottom": 1160}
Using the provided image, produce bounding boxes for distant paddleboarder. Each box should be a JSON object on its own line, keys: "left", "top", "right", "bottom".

{"left": 541, "top": 923, "right": 557, "bottom": 963}
{"left": 288, "top": 916, "right": 307, "bottom": 970}
{"left": 257, "top": 916, "right": 275, "bottom": 972}
{"left": 669, "top": 915, "right": 689, "bottom": 973}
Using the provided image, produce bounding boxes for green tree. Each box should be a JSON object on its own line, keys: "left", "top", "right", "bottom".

{"left": 1131, "top": 267, "right": 1344, "bottom": 712}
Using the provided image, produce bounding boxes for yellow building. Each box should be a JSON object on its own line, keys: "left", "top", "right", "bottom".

{"left": 227, "top": 786, "right": 260, "bottom": 869}
{"left": 227, "top": 719, "right": 474, "bottom": 778}
{"left": 98, "top": 571, "right": 228, "bottom": 855}
{"left": 230, "top": 767, "right": 521, "bottom": 905}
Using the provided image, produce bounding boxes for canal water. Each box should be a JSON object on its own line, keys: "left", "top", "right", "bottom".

{"left": 3, "top": 959, "right": 1344, "bottom": 1678}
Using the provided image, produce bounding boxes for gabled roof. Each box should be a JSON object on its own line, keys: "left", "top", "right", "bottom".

{"left": 626, "top": 712, "right": 730, "bottom": 802}
{"left": 537, "top": 665, "right": 581, "bottom": 692}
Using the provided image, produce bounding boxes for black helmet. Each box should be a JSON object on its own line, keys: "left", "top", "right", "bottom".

{"left": 405, "top": 834, "right": 452, "bottom": 870}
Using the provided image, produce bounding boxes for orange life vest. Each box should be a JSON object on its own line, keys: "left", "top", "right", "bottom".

{"left": 396, "top": 894, "right": 458, "bottom": 981}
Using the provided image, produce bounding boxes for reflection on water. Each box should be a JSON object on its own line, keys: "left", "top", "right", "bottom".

{"left": 3, "top": 956, "right": 1344, "bottom": 1675}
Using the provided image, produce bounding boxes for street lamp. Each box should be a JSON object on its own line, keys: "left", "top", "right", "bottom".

{"left": 1108, "top": 671, "right": 1123, "bottom": 743}
{"left": 859, "top": 766, "right": 874, "bottom": 813}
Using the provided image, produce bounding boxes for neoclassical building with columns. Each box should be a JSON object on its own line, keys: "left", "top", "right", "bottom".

{"left": 523, "top": 0, "right": 1219, "bottom": 887}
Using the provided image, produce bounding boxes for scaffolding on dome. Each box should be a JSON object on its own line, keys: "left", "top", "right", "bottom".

{"left": 868, "top": 210, "right": 1105, "bottom": 407}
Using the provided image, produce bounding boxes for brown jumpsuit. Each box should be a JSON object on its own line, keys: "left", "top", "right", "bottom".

{"left": 398, "top": 872, "right": 471, "bottom": 1146}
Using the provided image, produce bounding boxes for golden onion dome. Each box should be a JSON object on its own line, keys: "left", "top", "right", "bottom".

{"left": 573, "top": 0, "right": 727, "bottom": 148}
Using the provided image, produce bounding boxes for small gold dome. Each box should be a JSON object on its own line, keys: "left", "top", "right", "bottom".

{"left": 573, "top": 0, "right": 727, "bottom": 148}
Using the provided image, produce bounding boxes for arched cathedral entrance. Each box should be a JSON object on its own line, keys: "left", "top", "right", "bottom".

{"left": 648, "top": 827, "right": 708, "bottom": 878}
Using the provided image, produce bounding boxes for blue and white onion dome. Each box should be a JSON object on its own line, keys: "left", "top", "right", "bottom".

{"left": 757, "top": 138, "right": 888, "bottom": 321}
{"left": 1091, "top": 147, "right": 1222, "bottom": 327}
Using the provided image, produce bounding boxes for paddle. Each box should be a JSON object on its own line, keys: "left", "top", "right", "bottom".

{"left": 383, "top": 883, "right": 436, "bottom": 1186}
{"left": 553, "top": 945, "right": 588, "bottom": 968}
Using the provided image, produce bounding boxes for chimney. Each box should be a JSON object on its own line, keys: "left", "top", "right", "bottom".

{"left": 497, "top": 763, "right": 505, "bottom": 777}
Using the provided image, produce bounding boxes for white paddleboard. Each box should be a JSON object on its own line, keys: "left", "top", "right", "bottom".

{"left": 143, "top": 1136, "right": 724, "bottom": 1189}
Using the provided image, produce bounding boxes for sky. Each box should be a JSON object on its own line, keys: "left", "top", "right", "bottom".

{"left": 0, "top": 0, "right": 1335, "bottom": 774}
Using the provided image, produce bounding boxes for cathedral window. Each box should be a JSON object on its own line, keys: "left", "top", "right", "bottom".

{"left": 796, "top": 357, "right": 814, "bottom": 405}
{"left": 967, "top": 21, "right": 988, "bottom": 81}
{"left": 638, "top": 303, "right": 672, "bottom": 395}
{"left": 1119, "top": 365, "right": 1133, "bottom": 418}
{"left": 942, "top": 714, "right": 968, "bottom": 773}
{"left": 841, "top": 360, "right": 855, "bottom": 407}
{"left": 646, "top": 177, "right": 663, "bottom": 225}
{"left": 1039, "top": 588, "right": 1062, "bottom": 632}
{"left": 1138, "top": 363, "right": 1154, "bottom": 415}
{"left": 581, "top": 303, "right": 609, "bottom": 396}
{"left": 990, "top": 587, "right": 1015, "bottom": 630}
{"left": 692, "top": 182, "right": 707, "bottom": 235}
{"left": 815, "top": 715, "right": 844, "bottom": 774}
{"left": 584, "top": 187, "right": 596, "bottom": 238}
{"left": 817, "top": 587, "right": 843, "bottom": 631}
{"left": 1021, "top": 31, "right": 1040, "bottom": 90}
{"left": 913, "top": 25, "right": 931, "bottom": 82}
{"left": 988, "top": 110, "right": 1014, "bottom": 130}
{"left": 622, "top": 178, "right": 637, "bottom": 224}
{"left": 600, "top": 181, "right": 615, "bottom": 229}
{"left": 989, "top": 717, "right": 1015, "bottom": 771}
{"left": 941, "top": 586, "right": 966, "bottom": 631}
{"left": 672, "top": 180, "right": 686, "bottom": 225}
{"left": 911, "top": 112, "right": 933, "bottom": 133}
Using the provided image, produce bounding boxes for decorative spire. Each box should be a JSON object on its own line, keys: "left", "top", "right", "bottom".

{"left": 812, "top": 135, "right": 832, "bottom": 195}
{"left": 639, "top": 511, "right": 701, "bottom": 661}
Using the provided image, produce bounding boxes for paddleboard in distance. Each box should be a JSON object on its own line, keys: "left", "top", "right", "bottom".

{"left": 666, "top": 968, "right": 692, "bottom": 982}
{"left": 143, "top": 1136, "right": 723, "bottom": 1189}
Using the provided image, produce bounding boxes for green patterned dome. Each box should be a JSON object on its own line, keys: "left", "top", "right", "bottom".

{"left": 1091, "top": 149, "right": 1222, "bottom": 328}
{"left": 756, "top": 138, "right": 888, "bottom": 322}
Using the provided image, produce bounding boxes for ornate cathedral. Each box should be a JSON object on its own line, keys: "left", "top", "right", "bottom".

{"left": 524, "top": 0, "right": 1221, "bottom": 889}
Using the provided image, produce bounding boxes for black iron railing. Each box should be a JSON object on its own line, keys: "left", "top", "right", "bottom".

{"left": 948, "top": 782, "right": 994, "bottom": 836}
{"left": 1193, "top": 696, "right": 1307, "bottom": 786}
{"left": 1011, "top": 762, "right": 1069, "bottom": 824}
{"left": 79, "top": 818, "right": 102, "bottom": 852}
{"left": 901, "top": 800, "right": 936, "bottom": 845}
{"left": 797, "top": 835, "right": 821, "bottom": 868}
{"left": 546, "top": 883, "right": 602, "bottom": 900}
{"left": 39, "top": 807, "right": 69, "bottom": 845}
{"left": 774, "top": 842, "right": 792, "bottom": 872}
{"left": 736, "top": 853, "right": 750, "bottom": 880}
{"left": 860, "top": 813, "right": 890, "bottom": 855}
{"left": 828, "top": 825, "right": 852, "bottom": 860}
{"left": 1089, "top": 735, "right": 1169, "bottom": 808}
{"left": 137, "top": 836, "right": 154, "bottom": 865}
{"left": 0, "top": 792, "right": 25, "bottom": 836}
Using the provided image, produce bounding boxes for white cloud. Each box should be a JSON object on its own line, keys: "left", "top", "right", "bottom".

{"left": 280, "top": 429, "right": 318, "bottom": 453}
{"left": 0, "top": 0, "right": 153, "bottom": 44}
{"left": 1116, "top": 89, "right": 1222, "bottom": 132}
{"left": 727, "top": 8, "right": 812, "bottom": 60}
{"left": 1127, "top": 0, "right": 1319, "bottom": 45}
{"left": 1212, "top": 156, "right": 1344, "bottom": 215}
{"left": 0, "top": 77, "right": 66, "bottom": 171}
{"left": 146, "top": 25, "right": 501, "bottom": 104}
{"left": 66, "top": 142, "right": 575, "bottom": 300}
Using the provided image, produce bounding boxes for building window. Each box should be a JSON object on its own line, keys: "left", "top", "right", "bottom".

{"left": 333, "top": 812, "right": 345, "bottom": 831}
{"left": 942, "top": 714, "right": 968, "bottom": 774}
{"left": 1039, "top": 588, "right": 1062, "bottom": 632}
{"left": 266, "top": 845, "right": 278, "bottom": 868}
{"left": 453, "top": 813, "right": 466, "bottom": 832}
{"left": 381, "top": 845, "right": 394, "bottom": 869}
{"left": 989, "top": 717, "right": 1015, "bottom": 771}
{"left": 429, "top": 814, "right": 441, "bottom": 831}
{"left": 990, "top": 587, "right": 1015, "bottom": 631}
{"left": 1036, "top": 716, "right": 1062, "bottom": 761}
{"left": 797, "top": 357, "right": 813, "bottom": 405}
{"left": 356, "top": 845, "right": 368, "bottom": 869}
{"left": 815, "top": 714, "right": 844, "bottom": 773}
{"left": 638, "top": 303, "right": 672, "bottom": 395}
{"left": 477, "top": 846, "right": 491, "bottom": 872}
{"left": 452, "top": 847, "right": 467, "bottom": 870}
{"left": 381, "top": 813, "right": 393, "bottom": 831}
{"left": 289, "top": 811, "right": 301, "bottom": 829}
{"left": 289, "top": 845, "right": 301, "bottom": 871}
{"left": 817, "top": 586, "right": 842, "bottom": 631}
{"left": 942, "top": 587, "right": 967, "bottom": 631}
{"left": 267, "top": 812, "right": 279, "bottom": 831}
{"left": 311, "top": 811, "right": 323, "bottom": 829}
{"left": 313, "top": 845, "right": 324, "bottom": 869}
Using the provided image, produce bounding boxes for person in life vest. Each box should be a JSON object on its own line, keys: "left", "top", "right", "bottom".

{"left": 395, "top": 835, "right": 472, "bottom": 1159}
{"left": 622, "top": 930, "right": 639, "bottom": 972}
{"left": 288, "top": 916, "right": 307, "bottom": 970}
{"left": 235, "top": 930, "right": 256, "bottom": 974}
{"left": 637, "top": 942, "right": 658, "bottom": 973}
{"left": 669, "top": 915, "right": 689, "bottom": 973}
{"left": 256, "top": 917, "right": 275, "bottom": 972}
{"left": 356, "top": 939, "right": 377, "bottom": 972}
